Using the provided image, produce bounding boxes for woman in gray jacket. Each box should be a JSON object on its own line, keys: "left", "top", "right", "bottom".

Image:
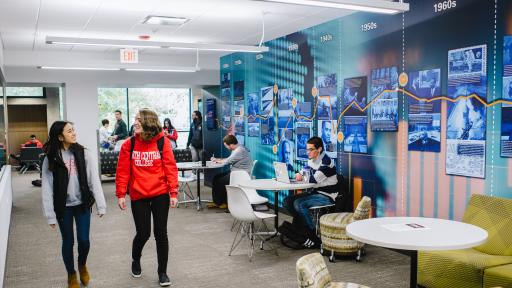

{"left": 42, "top": 121, "right": 106, "bottom": 288}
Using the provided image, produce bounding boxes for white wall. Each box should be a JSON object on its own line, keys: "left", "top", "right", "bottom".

{"left": 4, "top": 66, "right": 219, "bottom": 157}
{"left": 0, "top": 166, "right": 12, "bottom": 288}
{"left": 0, "top": 40, "right": 4, "bottom": 83}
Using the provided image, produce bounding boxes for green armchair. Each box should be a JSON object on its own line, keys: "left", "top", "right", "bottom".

{"left": 418, "top": 194, "right": 512, "bottom": 288}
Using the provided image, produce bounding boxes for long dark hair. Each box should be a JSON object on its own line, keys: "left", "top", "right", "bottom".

{"left": 163, "top": 118, "right": 174, "bottom": 130}
{"left": 43, "top": 121, "right": 83, "bottom": 171}
{"left": 193, "top": 110, "right": 202, "bottom": 124}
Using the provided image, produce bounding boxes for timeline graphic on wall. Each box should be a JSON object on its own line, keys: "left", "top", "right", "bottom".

{"left": 502, "top": 36, "right": 512, "bottom": 157}
{"left": 446, "top": 44, "right": 487, "bottom": 178}
{"left": 407, "top": 69, "right": 441, "bottom": 152}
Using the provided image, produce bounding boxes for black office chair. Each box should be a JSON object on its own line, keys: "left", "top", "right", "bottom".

{"left": 19, "top": 147, "right": 44, "bottom": 174}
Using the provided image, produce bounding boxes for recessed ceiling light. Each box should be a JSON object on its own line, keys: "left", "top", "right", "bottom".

{"left": 142, "top": 15, "right": 189, "bottom": 26}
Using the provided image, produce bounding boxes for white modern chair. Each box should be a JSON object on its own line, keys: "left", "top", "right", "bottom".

{"left": 176, "top": 171, "right": 196, "bottom": 208}
{"left": 229, "top": 170, "right": 269, "bottom": 231}
{"left": 226, "top": 185, "right": 277, "bottom": 261}
{"left": 230, "top": 170, "right": 268, "bottom": 205}
{"left": 250, "top": 159, "right": 258, "bottom": 179}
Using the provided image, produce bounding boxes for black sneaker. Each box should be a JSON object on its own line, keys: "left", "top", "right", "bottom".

{"left": 131, "top": 260, "right": 142, "bottom": 278}
{"left": 302, "top": 238, "right": 318, "bottom": 248}
{"left": 158, "top": 273, "right": 171, "bottom": 286}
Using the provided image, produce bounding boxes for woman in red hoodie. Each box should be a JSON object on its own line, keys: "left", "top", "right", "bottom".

{"left": 116, "top": 108, "right": 178, "bottom": 287}
{"left": 162, "top": 118, "right": 178, "bottom": 149}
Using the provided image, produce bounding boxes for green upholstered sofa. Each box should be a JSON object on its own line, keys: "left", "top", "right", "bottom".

{"left": 418, "top": 194, "right": 512, "bottom": 288}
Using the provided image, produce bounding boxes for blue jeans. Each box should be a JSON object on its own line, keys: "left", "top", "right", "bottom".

{"left": 57, "top": 205, "right": 91, "bottom": 274}
{"left": 293, "top": 193, "right": 333, "bottom": 231}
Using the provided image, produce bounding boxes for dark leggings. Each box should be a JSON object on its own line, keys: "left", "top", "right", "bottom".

{"left": 131, "top": 193, "right": 170, "bottom": 274}
{"left": 57, "top": 205, "right": 91, "bottom": 274}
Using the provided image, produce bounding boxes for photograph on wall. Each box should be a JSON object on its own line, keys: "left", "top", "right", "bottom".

{"left": 296, "top": 122, "right": 311, "bottom": 160}
{"left": 205, "top": 98, "right": 217, "bottom": 130}
{"left": 261, "top": 116, "right": 275, "bottom": 145}
{"left": 278, "top": 88, "right": 294, "bottom": 117}
{"left": 446, "top": 44, "right": 487, "bottom": 178}
{"left": 221, "top": 72, "right": 230, "bottom": 89}
{"left": 318, "top": 120, "right": 337, "bottom": 159}
{"left": 221, "top": 101, "right": 231, "bottom": 128}
{"left": 261, "top": 86, "right": 274, "bottom": 116}
{"left": 448, "top": 44, "right": 486, "bottom": 86}
{"left": 501, "top": 107, "right": 512, "bottom": 157}
{"left": 318, "top": 74, "right": 337, "bottom": 96}
{"left": 317, "top": 74, "right": 338, "bottom": 120}
{"left": 343, "top": 76, "right": 367, "bottom": 110}
{"left": 234, "top": 116, "right": 245, "bottom": 146}
{"left": 343, "top": 116, "right": 368, "bottom": 154}
{"left": 295, "top": 102, "right": 312, "bottom": 120}
{"left": 503, "top": 76, "right": 512, "bottom": 100}
{"left": 221, "top": 88, "right": 230, "bottom": 101}
{"left": 370, "top": 66, "right": 399, "bottom": 131}
{"left": 407, "top": 69, "right": 442, "bottom": 152}
{"left": 278, "top": 116, "right": 293, "bottom": 138}
{"left": 234, "top": 100, "right": 244, "bottom": 117}
{"left": 247, "top": 92, "right": 260, "bottom": 123}
{"left": 318, "top": 95, "right": 337, "bottom": 121}
{"left": 278, "top": 138, "right": 295, "bottom": 172}
{"left": 234, "top": 80, "right": 244, "bottom": 100}
{"left": 505, "top": 36, "right": 512, "bottom": 76}
{"left": 248, "top": 122, "right": 260, "bottom": 137}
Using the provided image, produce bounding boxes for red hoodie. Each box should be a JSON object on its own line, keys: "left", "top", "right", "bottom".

{"left": 115, "top": 132, "right": 178, "bottom": 200}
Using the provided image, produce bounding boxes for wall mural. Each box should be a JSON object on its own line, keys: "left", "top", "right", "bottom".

{"left": 218, "top": 0, "right": 512, "bottom": 219}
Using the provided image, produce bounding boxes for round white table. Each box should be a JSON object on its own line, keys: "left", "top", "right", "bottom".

{"left": 176, "top": 161, "right": 224, "bottom": 210}
{"left": 239, "top": 179, "right": 316, "bottom": 232}
{"left": 346, "top": 217, "right": 488, "bottom": 288}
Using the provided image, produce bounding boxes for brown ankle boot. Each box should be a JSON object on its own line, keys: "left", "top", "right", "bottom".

{"left": 78, "top": 264, "right": 90, "bottom": 286}
{"left": 68, "top": 272, "right": 80, "bottom": 288}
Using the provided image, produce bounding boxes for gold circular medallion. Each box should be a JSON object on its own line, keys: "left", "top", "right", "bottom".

{"left": 292, "top": 98, "right": 297, "bottom": 108}
{"left": 272, "top": 145, "right": 278, "bottom": 154}
{"left": 399, "top": 72, "right": 409, "bottom": 87}
{"left": 311, "top": 87, "right": 318, "bottom": 97}
{"left": 337, "top": 132, "right": 344, "bottom": 143}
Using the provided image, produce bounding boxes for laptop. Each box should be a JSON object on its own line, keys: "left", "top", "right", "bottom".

{"left": 273, "top": 162, "right": 298, "bottom": 184}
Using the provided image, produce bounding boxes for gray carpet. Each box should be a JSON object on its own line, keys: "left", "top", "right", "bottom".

{"left": 5, "top": 173, "right": 409, "bottom": 287}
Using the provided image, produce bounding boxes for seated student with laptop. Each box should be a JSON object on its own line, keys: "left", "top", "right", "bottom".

{"left": 209, "top": 134, "right": 253, "bottom": 210}
{"left": 282, "top": 136, "right": 338, "bottom": 249}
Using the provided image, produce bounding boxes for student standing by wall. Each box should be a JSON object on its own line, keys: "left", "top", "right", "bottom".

{"left": 186, "top": 110, "right": 203, "bottom": 161}
{"left": 41, "top": 121, "right": 106, "bottom": 288}
{"left": 116, "top": 108, "right": 178, "bottom": 287}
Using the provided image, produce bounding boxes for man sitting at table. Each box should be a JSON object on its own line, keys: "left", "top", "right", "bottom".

{"left": 282, "top": 136, "right": 338, "bottom": 248}
{"left": 208, "top": 135, "right": 253, "bottom": 210}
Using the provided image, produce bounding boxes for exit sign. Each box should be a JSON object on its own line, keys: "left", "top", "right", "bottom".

{"left": 120, "top": 48, "right": 138, "bottom": 63}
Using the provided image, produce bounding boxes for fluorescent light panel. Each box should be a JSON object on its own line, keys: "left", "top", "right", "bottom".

{"left": 38, "top": 66, "right": 119, "bottom": 71}
{"left": 46, "top": 36, "right": 269, "bottom": 53}
{"left": 38, "top": 66, "right": 199, "bottom": 72}
{"left": 142, "top": 15, "right": 189, "bottom": 25}
{"left": 253, "top": 0, "right": 409, "bottom": 14}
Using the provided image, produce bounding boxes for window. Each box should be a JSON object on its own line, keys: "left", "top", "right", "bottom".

{"left": 0, "top": 87, "right": 44, "bottom": 97}
{"left": 128, "top": 88, "right": 190, "bottom": 148}
{"left": 98, "top": 87, "right": 190, "bottom": 148}
{"left": 98, "top": 88, "right": 128, "bottom": 132}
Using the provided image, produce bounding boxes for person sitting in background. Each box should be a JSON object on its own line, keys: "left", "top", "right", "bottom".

{"left": 23, "top": 134, "right": 43, "bottom": 148}
{"left": 99, "top": 119, "right": 112, "bottom": 151}
{"left": 282, "top": 136, "right": 338, "bottom": 249}
{"left": 208, "top": 135, "right": 253, "bottom": 210}
{"left": 163, "top": 118, "right": 178, "bottom": 149}
{"left": 10, "top": 134, "right": 44, "bottom": 166}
